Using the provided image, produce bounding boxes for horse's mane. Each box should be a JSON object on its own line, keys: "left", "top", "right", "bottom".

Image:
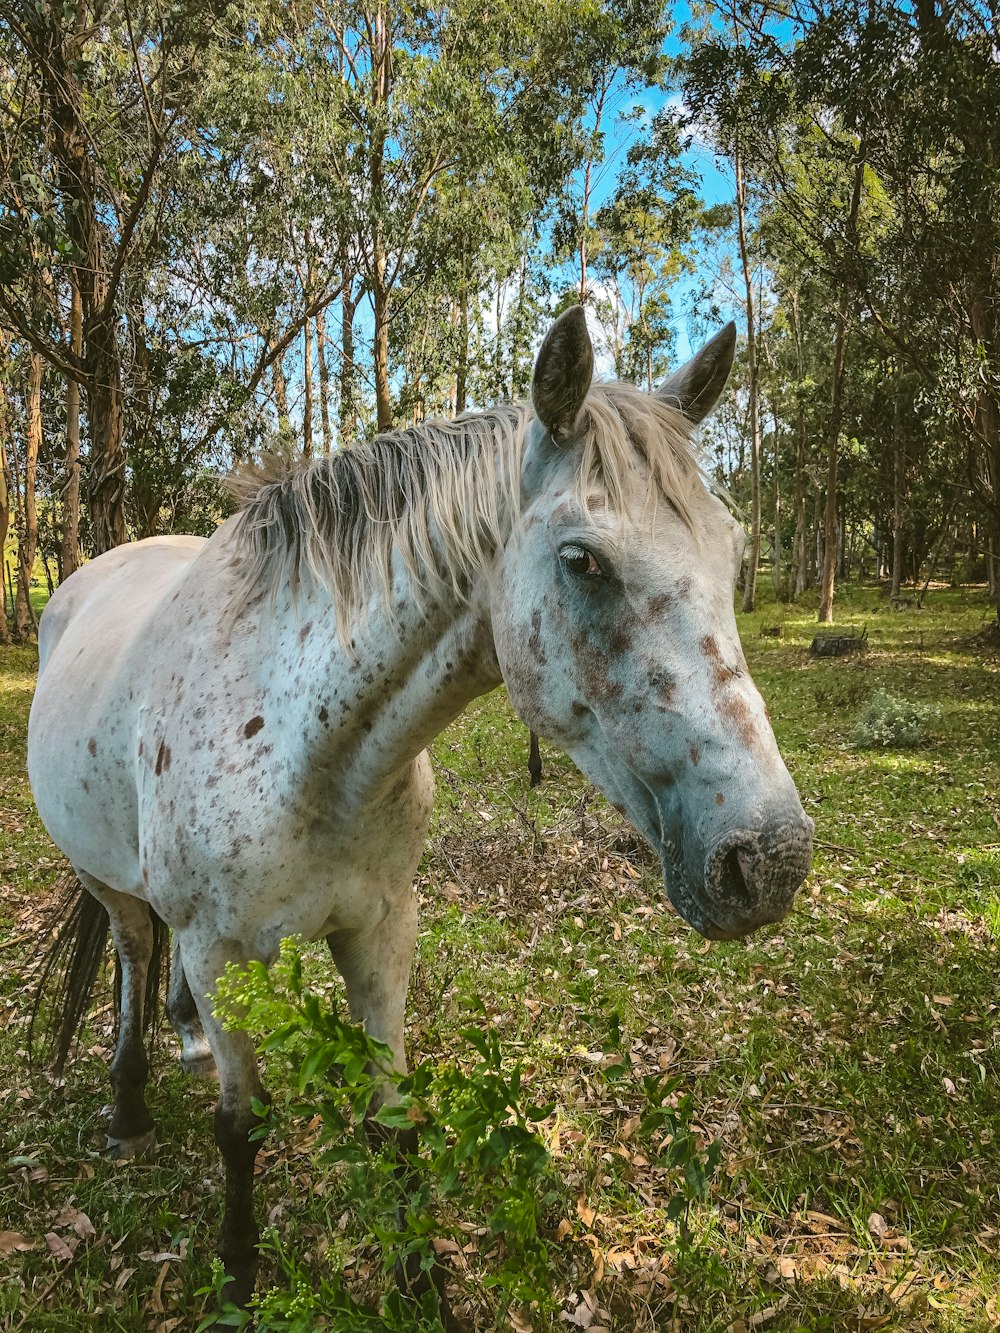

{"left": 227, "top": 382, "right": 702, "bottom": 641}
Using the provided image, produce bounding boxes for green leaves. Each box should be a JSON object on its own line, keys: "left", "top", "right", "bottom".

{"left": 216, "top": 939, "right": 562, "bottom": 1323}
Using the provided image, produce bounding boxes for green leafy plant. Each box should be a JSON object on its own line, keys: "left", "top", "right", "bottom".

{"left": 850, "top": 690, "right": 938, "bottom": 749}
{"left": 210, "top": 939, "right": 561, "bottom": 1330}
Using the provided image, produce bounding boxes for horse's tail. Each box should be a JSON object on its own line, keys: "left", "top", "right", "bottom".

{"left": 29, "top": 872, "right": 169, "bottom": 1075}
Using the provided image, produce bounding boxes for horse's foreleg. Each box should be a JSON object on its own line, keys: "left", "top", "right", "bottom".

{"left": 78, "top": 873, "right": 158, "bottom": 1159}
{"left": 326, "top": 887, "right": 417, "bottom": 1096}
{"left": 328, "top": 895, "right": 464, "bottom": 1332}
{"left": 166, "top": 939, "right": 217, "bottom": 1077}
{"left": 179, "top": 936, "right": 267, "bottom": 1307}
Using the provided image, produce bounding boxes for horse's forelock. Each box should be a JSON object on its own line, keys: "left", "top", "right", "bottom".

{"left": 579, "top": 382, "right": 703, "bottom": 529}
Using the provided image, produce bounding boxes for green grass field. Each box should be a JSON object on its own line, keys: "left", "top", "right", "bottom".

{"left": 1, "top": 584, "right": 998, "bottom": 1331}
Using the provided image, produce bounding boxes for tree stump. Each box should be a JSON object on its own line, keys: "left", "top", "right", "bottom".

{"left": 809, "top": 627, "right": 868, "bottom": 657}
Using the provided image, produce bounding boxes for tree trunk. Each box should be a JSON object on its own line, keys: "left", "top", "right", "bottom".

{"left": 317, "top": 309, "right": 332, "bottom": 456}
{"left": 0, "top": 386, "right": 11, "bottom": 644}
{"left": 772, "top": 406, "right": 782, "bottom": 598}
{"left": 890, "top": 360, "right": 905, "bottom": 600}
{"left": 580, "top": 157, "right": 592, "bottom": 302}
{"left": 818, "top": 155, "right": 865, "bottom": 624}
{"left": 14, "top": 355, "right": 42, "bottom": 641}
{"left": 42, "top": 14, "right": 127, "bottom": 554}
{"left": 61, "top": 271, "right": 83, "bottom": 578}
{"left": 455, "top": 274, "right": 469, "bottom": 415}
{"left": 370, "top": 1, "right": 392, "bottom": 432}
{"left": 510, "top": 249, "right": 528, "bottom": 398}
{"left": 967, "top": 293, "right": 1000, "bottom": 623}
{"left": 86, "top": 322, "right": 127, "bottom": 552}
{"left": 372, "top": 272, "right": 392, "bottom": 431}
{"left": 735, "top": 141, "right": 762, "bottom": 613}
{"left": 303, "top": 315, "right": 314, "bottom": 457}
{"left": 340, "top": 268, "right": 359, "bottom": 448}
{"left": 271, "top": 340, "right": 290, "bottom": 439}
{"left": 790, "top": 291, "right": 808, "bottom": 598}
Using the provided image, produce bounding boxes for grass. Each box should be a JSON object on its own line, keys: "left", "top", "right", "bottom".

{"left": 1, "top": 582, "right": 999, "bottom": 1331}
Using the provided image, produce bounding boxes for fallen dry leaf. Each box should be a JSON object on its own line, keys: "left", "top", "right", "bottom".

{"left": 0, "top": 1231, "right": 35, "bottom": 1255}
{"left": 867, "top": 1212, "right": 888, "bottom": 1241}
{"left": 45, "top": 1231, "right": 75, "bottom": 1263}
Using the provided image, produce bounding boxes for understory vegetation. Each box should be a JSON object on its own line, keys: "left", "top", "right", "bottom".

{"left": 1, "top": 584, "right": 999, "bottom": 1332}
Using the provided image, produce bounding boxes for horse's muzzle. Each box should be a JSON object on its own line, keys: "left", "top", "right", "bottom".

{"left": 680, "top": 817, "right": 814, "bottom": 940}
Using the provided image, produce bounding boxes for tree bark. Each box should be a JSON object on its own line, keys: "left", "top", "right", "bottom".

{"left": 890, "top": 360, "right": 905, "bottom": 600}
{"left": 967, "top": 293, "right": 1000, "bottom": 622}
{"left": 455, "top": 271, "right": 469, "bottom": 415}
{"left": 40, "top": 12, "right": 127, "bottom": 553}
{"left": 271, "top": 339, "right": 290, "bottom": 440}
{"left": 303, "top": 315, "right": 314, "bottom": 457}
{"left": 818, "top": 155, "right": 866, "bottom": 624}
{"left": 372, "top": 257, "right": 391, "bottom": 430}
{"left": 0, "top": 383, "right": 11, "bottom": 644}
{"left": 580, "top": 156, "right": 592, "bottom": 302}
{"left": 14, "top": 355, "right": 42, "bottom": 641}
{"left": 340, "top": 266, "right": 359, "bottom": 448}
{"left": 370, "top": 0, "right": 392, "bottom": 431}
{"left": 771, "top": 405, "right": 782, "bottom": 598}
{"left": 787, "top": 292, "right": 808, "bottom": 598}
{"left": 317, "top": 309, "right": 332, "bottom": 456}
{"left": 61, "top": 271, "right": 83, "bottom": 579}
{"left": 735, "top": 140, "right": 762, "bottom": 613}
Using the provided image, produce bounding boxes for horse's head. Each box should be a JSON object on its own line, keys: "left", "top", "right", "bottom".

{"left": 492, "top": 308, "right": 813, "bottom": 940}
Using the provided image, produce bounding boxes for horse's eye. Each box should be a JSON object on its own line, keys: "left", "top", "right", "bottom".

{"left": 561, "top": 545, "right": 603, "bottom": 577}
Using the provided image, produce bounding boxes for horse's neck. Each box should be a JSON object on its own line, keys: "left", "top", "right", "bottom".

{"left": 281, "top": 573, "right": 502, "bottom": 802}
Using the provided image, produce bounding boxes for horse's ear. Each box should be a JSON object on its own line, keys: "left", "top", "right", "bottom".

{"left": 531, "top": 306, "right": 594, "bottom": 442}
{"left": 656, "top": 322, "right": 737, "bottom": 423}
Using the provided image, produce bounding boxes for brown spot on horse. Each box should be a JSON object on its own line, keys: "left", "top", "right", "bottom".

{"left": 244, "top": 716, "right": 265, "bottom": 739}
{"left": 155, "top": 742, "right": 171, "bottom": 776}
{"left": 718, "top": 692, "right": 758, "bottom": 749}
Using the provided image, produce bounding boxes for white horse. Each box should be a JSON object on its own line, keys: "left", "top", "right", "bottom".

{"left": 27, "top": 309, "right": 812, "bottom": 1305}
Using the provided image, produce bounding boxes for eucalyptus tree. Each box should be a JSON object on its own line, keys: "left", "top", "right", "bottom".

{"left": 548, "top": 0, "right": 670, "bottom": 308}
{"left": 316, "top": 0, "right": 587, "bottom": 431}
{"left": 0, "top": 0, "right": 200, "bottom": 551}
{"left": 678, "top": 0, "right": 803, "bottom": 611}
{"left": 590, "top": 109, "right": 703, "bottom": 387}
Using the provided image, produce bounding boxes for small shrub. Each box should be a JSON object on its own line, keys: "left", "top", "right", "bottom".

{"left": 851, "top": 690, "right": 938, "bottom": 749}
{"left": 202, "top": 941, "right": 725, "bottom": 1331}
{"left": 210, "top": 939, "right": 561, "bottom": 1331}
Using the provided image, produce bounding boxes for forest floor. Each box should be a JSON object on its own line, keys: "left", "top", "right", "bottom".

{"left": 0, "top": 583, "right": 998, "bottom": 1332}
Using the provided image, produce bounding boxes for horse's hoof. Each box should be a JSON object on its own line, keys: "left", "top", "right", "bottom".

{"left": 180, "top": 1050, "right": 219, "bottom": 1079}
{"left": 105, "top": 1129, "right": 157, "bottom": 1160}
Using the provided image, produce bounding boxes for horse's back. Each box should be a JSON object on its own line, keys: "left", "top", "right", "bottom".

{"left": 38, "top": 535, "right": 207, "bottom": 676}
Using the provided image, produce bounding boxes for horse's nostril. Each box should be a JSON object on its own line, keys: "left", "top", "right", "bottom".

{"left": 719, "top": 844, "right": 754, "bottom": 908}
